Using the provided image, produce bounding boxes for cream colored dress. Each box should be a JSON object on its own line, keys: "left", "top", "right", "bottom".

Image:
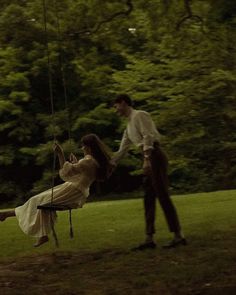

{"left": 15, "top": 155, "right": 98, "bottom": 238}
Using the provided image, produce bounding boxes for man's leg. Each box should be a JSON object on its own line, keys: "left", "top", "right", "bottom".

{"left": 143, "top": 175, "right": 156, "bottom": 240}
{"left": 153, "top": 167, "right": 181, "bottom": 234}
{"left": 150, "top": 146, "right": 186, "bottom": 247}
{"left": 131, "top": 175, "right": 156, "bottom": 251}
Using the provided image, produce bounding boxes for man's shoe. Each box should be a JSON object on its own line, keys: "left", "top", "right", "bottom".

{"left": 162, "top": 238, "right": 187, "bottom": 249}
{"left": 131, "top": 241, "right": 156, "bottom": 251}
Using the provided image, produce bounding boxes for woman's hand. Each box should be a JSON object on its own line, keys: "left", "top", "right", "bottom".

{"left": 53, "top": 142, "right": 63, "bottom": 154}
{"left": 53, "top": 142, "right": 65, "bottom": 168}
{"left": 69, "top": 153, "right": 78, "bottom": 164}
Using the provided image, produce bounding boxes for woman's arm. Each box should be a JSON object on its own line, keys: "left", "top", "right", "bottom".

{"left": 54, "top": 142, "right": 66, "bottom": 168}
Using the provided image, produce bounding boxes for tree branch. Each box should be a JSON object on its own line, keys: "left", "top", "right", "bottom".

{"left": 69, "top": 0, "right": 133, "bottom": 37}
{"left": 176, "top": 0, "right": 203, "bottom": 30}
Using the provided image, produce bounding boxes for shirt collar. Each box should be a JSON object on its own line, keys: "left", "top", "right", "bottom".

{"left": 127, "top": 107, "right": 135, "bottom": 120}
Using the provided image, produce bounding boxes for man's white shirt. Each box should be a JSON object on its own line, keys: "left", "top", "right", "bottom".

{"left": 114, "top": 108, "right": 161, "bottom": 162}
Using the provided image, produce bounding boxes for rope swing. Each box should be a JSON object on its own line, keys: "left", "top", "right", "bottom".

{"left": 37, "top": 0, "right": 74, "bottom": 247}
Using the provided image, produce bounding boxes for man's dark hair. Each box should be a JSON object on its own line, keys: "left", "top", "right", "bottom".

{"left": 114, "top": 94, "right": 133, "bottom": 106}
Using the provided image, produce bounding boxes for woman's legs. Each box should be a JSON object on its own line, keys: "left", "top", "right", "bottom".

{"left": 0, "top": 209, "right": 49, "bottom": 247}
{"left": 0, "top": 210, "right": 15, "bottom": 221}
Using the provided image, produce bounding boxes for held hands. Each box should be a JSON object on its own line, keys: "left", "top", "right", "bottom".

{"left": 107, "top": 159, "right": 117, "bottom": 177}
{"left": 110, "top": 159, "right": 117, "bottom": 170}
{"left": 110, "top": 158, "right": 117, "bottom": 167}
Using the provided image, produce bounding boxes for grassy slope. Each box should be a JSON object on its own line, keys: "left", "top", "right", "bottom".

{"left": 0, "top": 190, "right": 236, "bottom": 294}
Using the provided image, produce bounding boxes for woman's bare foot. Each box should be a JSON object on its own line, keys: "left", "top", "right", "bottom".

{"left": 0, "top": 212, "right": 8, "bottom": 222}
{"left": 34, "top": 236, "right": 49, "bottom": 247}
{"left": 0, "top": 210, "right": 15, "bottom": 221}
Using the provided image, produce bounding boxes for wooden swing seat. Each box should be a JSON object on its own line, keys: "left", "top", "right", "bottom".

{"left": 37, "top": 204, "right": 73, "bottom": 211}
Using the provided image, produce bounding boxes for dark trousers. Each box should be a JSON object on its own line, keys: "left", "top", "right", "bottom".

{"left": 143, "top": 143, "right": 181, "bottom": 235}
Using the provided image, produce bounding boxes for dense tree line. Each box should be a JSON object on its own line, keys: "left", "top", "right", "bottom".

{"left": 0, "top": 0, "right": 236, "bottom": 204}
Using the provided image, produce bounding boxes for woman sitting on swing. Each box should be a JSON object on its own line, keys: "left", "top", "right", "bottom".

{"left": 0, "top": 134, "right": 112, "bottom": 247}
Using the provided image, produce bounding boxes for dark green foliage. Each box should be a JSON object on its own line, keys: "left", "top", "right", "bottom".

{"left": 0, "top": 0, "right": 235, "bottom": 203}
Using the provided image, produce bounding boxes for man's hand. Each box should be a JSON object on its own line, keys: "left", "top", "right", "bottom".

{"left": 110, "top": 158, "right": 117, "bottom": 167}
{"left": 143, "top": 158, "right": 152, "bottom": 175}
{"left": 108, "top": 159, "right": 117, "bottom": 176}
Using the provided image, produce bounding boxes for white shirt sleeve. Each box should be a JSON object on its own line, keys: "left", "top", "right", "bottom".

{"left": 136, "top": 112, "right": 158, "bottom": 151}
{"left": 112, "top": 129, "right": 132, "bottom": 163}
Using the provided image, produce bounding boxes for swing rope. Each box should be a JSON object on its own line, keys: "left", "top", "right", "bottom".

{"left": 53, "top": 0, "right": 74, "bottom": 239}
{"left": 54, "top": 0, "right": 72, "bottom": 143}
{"left": 39, "top": 0, "right": 74, "bottom": 246}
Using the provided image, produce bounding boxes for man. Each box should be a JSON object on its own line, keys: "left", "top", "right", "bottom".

{"left": 112, "top": 94, "right": 186, "bottom": 250}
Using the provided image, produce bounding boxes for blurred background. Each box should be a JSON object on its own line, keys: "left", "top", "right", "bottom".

{"left": 0, "top": 0, "right": 235, "bottom": 206}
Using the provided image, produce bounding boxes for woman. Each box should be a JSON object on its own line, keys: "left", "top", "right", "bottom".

{"left": 0, "top": 134, "right": 111, "bottom": 247}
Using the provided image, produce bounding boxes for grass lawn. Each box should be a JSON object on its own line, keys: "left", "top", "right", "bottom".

{"left": 0, "top": 190, "right": 236, "bottom": 294}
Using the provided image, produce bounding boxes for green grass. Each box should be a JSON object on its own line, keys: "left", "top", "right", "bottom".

{"left": 0, "top": 190, "right": 236, "bottom": 294}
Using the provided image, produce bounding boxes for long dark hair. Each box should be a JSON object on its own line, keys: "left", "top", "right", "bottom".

{"left": 81, "top": 134, "right": 112, "bottom": 181}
